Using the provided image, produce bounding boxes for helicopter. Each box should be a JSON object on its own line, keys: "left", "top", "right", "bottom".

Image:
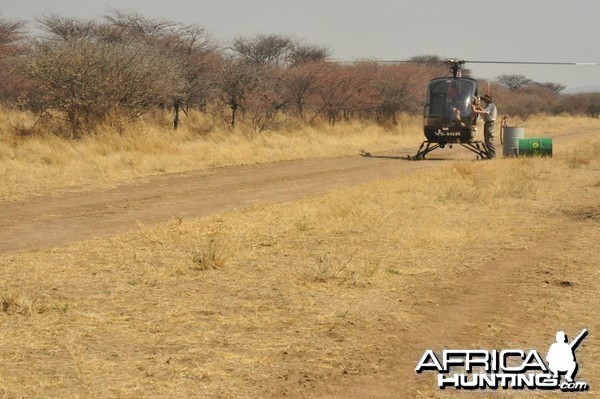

{"left": 412, "top": 59, "right": 487, "bottom": 160}
{"left": 410, "top": 59, "right": 599, "bottom": 160}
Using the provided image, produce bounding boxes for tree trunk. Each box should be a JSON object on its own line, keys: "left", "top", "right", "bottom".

{"left": 231, "top": 103, "right": 238, "bottom": 128}
{"left": 173, "top": 100, "right": 181, "bottom": 130}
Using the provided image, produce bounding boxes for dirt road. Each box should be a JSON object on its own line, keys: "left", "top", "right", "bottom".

{"left": 0, "top": 148, "right": 439, "bottom": 253}
{"left": 0, "top": 128, "right": 593, "bottom": 254}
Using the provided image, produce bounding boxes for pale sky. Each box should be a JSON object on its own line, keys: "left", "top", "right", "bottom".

{"left": 3, "top": 0, "right": 600, "bottom": 90}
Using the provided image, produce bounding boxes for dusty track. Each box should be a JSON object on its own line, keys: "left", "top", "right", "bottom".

{"left": 0, "top": 148, "right": 435, "bottom": 253}
{"left": 0, "top": 128, "right": 593, "bottom": 254}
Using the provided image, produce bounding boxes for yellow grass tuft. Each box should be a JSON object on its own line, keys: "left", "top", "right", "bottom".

{"left": 0, "top": 289, "right": 48, "bottom": 316}
{"left": 190, "top": 237, "right": 229, "bottom": 271}
{"left": 558, "top": 139, "right": 600, "bottom": 168}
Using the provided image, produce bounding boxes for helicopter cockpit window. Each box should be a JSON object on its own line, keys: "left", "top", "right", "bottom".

{"left": 427, "top": 79, "right": 476, "bottom": 120}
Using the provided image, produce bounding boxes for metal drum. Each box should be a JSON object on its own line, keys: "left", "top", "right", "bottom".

{"left": 518, "top": 138, "right": 553, "bottom": 157}
{"left": 502, "top": 127, "right": 525, "bottom": 157}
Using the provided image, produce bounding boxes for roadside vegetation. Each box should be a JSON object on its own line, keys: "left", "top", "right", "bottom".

{"left": 0, "top": 109, "right": 423, "bottom": 201}
{"left": 2, "top": 109, "right": 600, "bottom": 202}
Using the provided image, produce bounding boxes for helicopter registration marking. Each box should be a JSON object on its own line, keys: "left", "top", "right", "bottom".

{"left": 434, "top": 130, "right": 461, "bottom": 137}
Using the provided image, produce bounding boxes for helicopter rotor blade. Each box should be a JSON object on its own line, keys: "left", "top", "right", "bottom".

{"left": 327, "top": 59, "right": 599, "bottom": 66}
{"left": 465, "top": 60, "right": 599, "bottom": 66}
{"left": 324, "top": 58, "right": 599, "bottom": 79}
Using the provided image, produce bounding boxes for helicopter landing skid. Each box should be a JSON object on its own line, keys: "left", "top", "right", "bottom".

{"left": 459, "top": 141, "right": 492, "bottom": 159}
{"left": 409, "top": 140, "right": 491, "bottom": 160}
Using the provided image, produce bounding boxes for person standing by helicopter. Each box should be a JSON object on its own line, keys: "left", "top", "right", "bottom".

{"left": 472, "top": 93, "right": 497, "bottom": 158}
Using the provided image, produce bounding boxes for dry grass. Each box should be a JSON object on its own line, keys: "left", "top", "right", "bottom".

{"left": 0, "top": 108, "right": 423, "bottom": 202}
{"left": 507, "top": 113, "right": 600, "bottom": 135}
{"left": 3, "top": 110, "right": 599, "bottom": 203}
{"left": 0, "top": 289, "right": 49, "bottom": 316}
{"left": 0, "top": 132, "right": 598, "bottom": 397}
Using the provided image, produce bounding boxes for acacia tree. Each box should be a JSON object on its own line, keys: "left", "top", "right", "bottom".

{"left": 213, "top": 57, "right": 257, "bottom": 128}
{"left": 581, "top": 93, "right": 600, "bottom": 117}
{"left": 0, "top": 19, "right": 25, "bottom": 47}
{"left": 554, "top": 93, "right": 600, "bottom": 117}
{"left": 167, "top": 26, "right": 221, "bottom": 129}
{"left": 283, "top": 61, "right": 326, "bottom": 120}
{"left": 287, "top": 42, "right": 329, "bottom": 66}
{"left": 495, "top": 84, "right": 560, "bottom": 120}
{"left": 491, "top": 74, "right": 568, "bottom": 119}
{"left": 281, "top": 42, "right": 329, "bottom": 119}
{"left": 371, "top": 63, "right": 442, "bottom": 123}
{"left": 230, "top": 34, "right": 330, "bottom": 125}
{"left": 497, "top": 74, "right": 533, "bottom": 91}
{"left": 533, "top": 81, "right": 566, "bottom": 95}
{"left": 0, "top": 18, "right": 26, "bottom": 104}
{"left": 312, "top": 63, "right": 379, "bottom": 125}
{"left": 20, "top": 15, "right": 184, "bottom": 135}
{"left": 310, "top": 61, "right": 444, "bottom": 125}
{"left": 232, "top": 34, "right": 294, "bottom": 65}
{"left": 242, "top": 64, "right": 288, "bottom": 130}
{"left": 103, "top": 11, "right": 219, "bottom": 129}
{"left": 104, "top": 10, "right": 221, "bottom": 129}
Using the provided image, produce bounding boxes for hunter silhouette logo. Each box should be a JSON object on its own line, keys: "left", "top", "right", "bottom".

{"left": 546, "top": 329, "right": 587, "bottom": 383}
{"left": 416, "top": 329, "right": 589, "bottom": 392}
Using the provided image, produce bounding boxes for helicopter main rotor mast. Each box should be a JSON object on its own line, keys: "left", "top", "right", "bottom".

{"left": 446, "top": 59, "right": 466, "bottom": 78}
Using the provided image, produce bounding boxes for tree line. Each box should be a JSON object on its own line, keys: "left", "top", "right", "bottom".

{"left": 1, "top": 11, "right": 599, "bottom": 136}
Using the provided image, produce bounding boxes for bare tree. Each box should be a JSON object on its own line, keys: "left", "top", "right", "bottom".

{"left": 213, "top": 57, "right": 256, "bottom": 128}
{"left": 245, "top": 64, "right": 290, "bottom": 131}
{"left": 287, "top": 41, "right": 329, "bottom": 66}
{"left": 0, "top": 17, "right": 27, "bottom": 104}
{"left": 21, "top": 15, "right": 184, "bottom": 135}
{"left": 161, "top": 25, "right": 221, "bottom": 129}
{"left": 557, "top": 93, "right": 600, "bottom": 116}
{"left": 408, "top": 55, "right": 473, "bottom": 76}
{"left": 496, "top": 84, "right": 560, "bottom": 120}
{"left": 104, "top": 9, "right": 176, "bottom": 37}
{"left": 496, "top": 74, "right": 533, "bottom": 91}
{"left": 283, "top": 61, "right": 326, "bottom": 119}
{"left": 232, "top": 34, "right": 294, "bottom": 65}
{"left": 36, "top": 14, "right": 102, "bottom": 40}
{"left": 533, "top": 81, "right": 566, "bottom": 95}
{"left": 409, "top": 54, "right": 443, "bottom": 64}
{"left": 104, "top": 10, "right": 220, "bottom": 129}
{"left": 372, "top": 64, "right": 418, "bottom": 123}
{"left": 232, "top": 34, "right": 329, "bottom": 66}
{"left": 0, "top": 18, "right": 25, "bottom": 52}
{"left": 231, "top": 34, "right": 330, "bottom": 123}
{"left": 313, "top": 63, "right": 378, "bottom": 125}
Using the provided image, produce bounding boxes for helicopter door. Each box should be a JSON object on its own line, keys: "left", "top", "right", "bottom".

{"left": 425, "top": 78, "right": 477, "bottom": 123}
{"left": 424, "top": 77, "right": 478, "bottom": 143}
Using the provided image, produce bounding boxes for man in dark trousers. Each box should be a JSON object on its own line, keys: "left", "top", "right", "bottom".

{"left": 472, "top": 93, "right": 497, "bottom": 158}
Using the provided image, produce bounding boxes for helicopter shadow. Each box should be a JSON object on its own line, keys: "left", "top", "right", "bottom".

{"left": 359, "top": 150, "right": 403, "bottom": 160}
{"left": 359, "top": 150, "right": 450, "bottom": 161}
